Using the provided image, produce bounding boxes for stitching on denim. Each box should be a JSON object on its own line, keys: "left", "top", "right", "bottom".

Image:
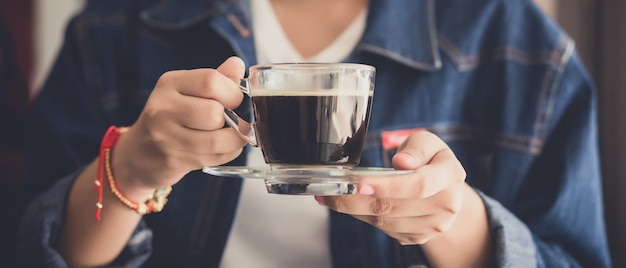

{"left": 85, "top": 15, "right": 171, "bottom": 48}
{"left": 74, "top": 14, "right": 165, "bottom": 114}
{"left": 434, "top": 33, "right": 575, "bottom": 154}
{"left": 438, "top": 34, "right": 563, "bottom": 71}
{"left": 137, "top": 26, "right": 173, "bottom": 48}
{"left": 533, "top": 36, "right": 574, "bottom": 141}
{"left": 437, "top": 133, "right": 540, "bottom": 154}
{"left": 425, "top": 0, "right": 442, "bottom": 69}
{"left": 139, "top": 1, "right": 219, "bottom": 31}
{"left": 429, "top": 125, "right": 542, "bottom": 146}
{"left": 141, "top": 0, "right": 169, "bottom": 18}
{"left": 367, "top": 124, "right": 542, "bottom": 154}
{"left": 141, "top": 9, "right": 219, "bottom": 31}
{"left": 357, "top": 44, "right": 440, "bottom": 71}
{"left": 431, "top": 125, "right": 542, "bottom": 154}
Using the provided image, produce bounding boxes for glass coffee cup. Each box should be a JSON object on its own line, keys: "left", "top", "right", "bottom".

{"left": 206, "top": 63, "right": 408, "bottom": 195}
{"left": 227, "top": 63, "right": 374, "bottom": 167}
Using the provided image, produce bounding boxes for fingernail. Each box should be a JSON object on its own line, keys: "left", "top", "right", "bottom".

{"left": 314, "top": 196, "right": 326, "bottom": 206}
{"left": 359, "top": 184, "right": 375, "bottom": 195}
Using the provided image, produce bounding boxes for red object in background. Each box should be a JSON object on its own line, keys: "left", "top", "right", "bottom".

{"left": 0, "top": 0, "right": 33, "bottom": 83}
{"left": 381, "top": 128, "right": 425, "bottom": 151}
{"left": 0, "top": 0, "right": 32, "bottom": 183}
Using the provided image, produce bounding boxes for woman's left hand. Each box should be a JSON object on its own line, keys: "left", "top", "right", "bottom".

{"left": 316, "top": 130, "right": 468, "bottom": 245}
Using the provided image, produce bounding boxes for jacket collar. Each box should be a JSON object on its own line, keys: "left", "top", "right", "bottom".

{"left": 139, "top": 0, "right": 216, "bottom": 30}
{"left": 358, "top": 0, "right": 441, "bottom": 70}
{"left": 139, "top": 0, "right": 441, "bottom": 71}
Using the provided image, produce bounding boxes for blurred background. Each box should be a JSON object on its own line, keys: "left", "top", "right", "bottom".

{"left": 1, "top": 0, "right": 624, "bottom": 266}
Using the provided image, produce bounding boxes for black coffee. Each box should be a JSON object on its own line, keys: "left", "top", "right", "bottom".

{"left": 252, "top": 92, "right": 372, "bottom": 167}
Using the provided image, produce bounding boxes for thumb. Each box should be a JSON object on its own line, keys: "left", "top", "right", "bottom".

{"left": 217, "top": 56, "right": 246, "bottom": 82}
{"left": 391, "top": 131, "right": 440, "bottom": 170}
{"left": 392, "top": 149, "right": 422, "bottom": 171}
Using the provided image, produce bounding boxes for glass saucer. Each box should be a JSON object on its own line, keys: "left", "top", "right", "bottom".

{"left": 201, "top": 166, "right": 412, "bottom": 196}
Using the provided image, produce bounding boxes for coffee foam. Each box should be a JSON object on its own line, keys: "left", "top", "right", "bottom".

{"left": 250, "top": 89, "right": 373, "bottom": 97}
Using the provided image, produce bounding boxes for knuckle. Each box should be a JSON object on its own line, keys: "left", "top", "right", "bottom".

{"left": 201, "top": 69, "right": 221, "bottom": 94}
{"left": 157, "top": 71, "right": 178, "bottom": 86}
{"left": 371, "top": 198, "right": 393, "bottom": 215}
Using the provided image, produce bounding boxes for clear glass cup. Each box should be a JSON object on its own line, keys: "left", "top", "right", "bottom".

{"left": 222, "top": 63, "right": 378, "bottom": 195}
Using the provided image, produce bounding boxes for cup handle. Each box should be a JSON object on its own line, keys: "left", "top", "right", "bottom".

{"left": 224, "top": 78, "right": 258, "bottom": 147}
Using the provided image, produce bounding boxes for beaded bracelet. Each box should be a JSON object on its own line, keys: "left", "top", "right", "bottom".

{"left": 95, "top": 126, "right": 172, "bottom": 220}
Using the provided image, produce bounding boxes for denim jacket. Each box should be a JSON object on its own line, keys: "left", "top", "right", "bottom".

{"left": 19, "top": 0, "right": 611, "bottom": 267}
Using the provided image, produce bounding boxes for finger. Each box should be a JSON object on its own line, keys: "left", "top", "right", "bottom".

{"left": 157, "top": 69, "right": 243, "bottom": 109}
{"left": 174, "top": 98, "right": 226, "bottom": 131}
{"left": 216, "top": 56, "right": 246, "bottom": 83}
{"left": 351, "top": 211, "right": 455, "bottom": 236}
{"left": 359, "top": 148, "right": 465, "bottom": 199}
{"left": 392, "top": 131, "right": 447, "bottom": 170}
{"left": 170, "top": 127, "right": 248, "bottom": 155}
{"left": 321, "top": 192, "right": 460, "bottom": 217}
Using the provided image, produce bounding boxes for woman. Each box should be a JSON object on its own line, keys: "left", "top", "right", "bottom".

{"left": 19, "top": 0, "right": 610, "bottom": 267}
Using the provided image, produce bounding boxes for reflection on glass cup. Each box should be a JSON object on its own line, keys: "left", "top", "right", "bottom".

{"left": 224, "top": 63, "right": 376, "bottom": 195}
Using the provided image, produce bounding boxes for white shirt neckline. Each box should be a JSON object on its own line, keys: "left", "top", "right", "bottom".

{"left": 253, "top": 0, "right": 367, "bottom": 64}
{"left": 219, "top": 1, "right": 367, "bottom": 267}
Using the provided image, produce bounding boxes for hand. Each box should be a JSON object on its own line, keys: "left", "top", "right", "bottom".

{"left": 111, "top": 57, "right": 248, "bottom": 196}
{"left": 316, "top": 130, "right": 468, "bottom": 245}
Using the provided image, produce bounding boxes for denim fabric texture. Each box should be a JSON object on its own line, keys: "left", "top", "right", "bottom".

{"left": 19, "top": 0, "right": 611, "bottom": 267}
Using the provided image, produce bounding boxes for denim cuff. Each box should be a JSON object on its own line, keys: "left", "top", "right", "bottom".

{"left": 17, "top": 169, "right": 152, "bottom": 267}
{"left": 476, "top": 190, "right": 537, "bottom": 268}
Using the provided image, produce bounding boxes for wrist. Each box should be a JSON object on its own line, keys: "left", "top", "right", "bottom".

{"left": 421, "top": 184, "right": 492, "bottom": 267}
{"left": 109, "top": 151, "right": 159, "bottom": 202}
{"left": 95, "top": 126, "right": 172, "bottom": 219}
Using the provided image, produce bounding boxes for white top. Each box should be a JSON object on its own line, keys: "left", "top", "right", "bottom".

{"left": 219, "top": 1, "right": 367, "bottom": 267}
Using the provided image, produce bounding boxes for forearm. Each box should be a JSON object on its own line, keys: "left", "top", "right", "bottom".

{"left": 59, "top": 158, "right": 154, "bottom": 267}
{"left": 420, "top": 183, "right": 493, "bottom": 267}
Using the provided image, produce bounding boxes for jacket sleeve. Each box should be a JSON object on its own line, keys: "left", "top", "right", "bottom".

{"left": 17, "top": 170, "right": 153, "bottom": 267}
{"left": 17, "top": 14, "right": 153, "bottom": 267}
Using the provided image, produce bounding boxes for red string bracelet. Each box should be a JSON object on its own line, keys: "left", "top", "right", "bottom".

{"left": 95, "top": 126, "right": 124, "bottom": 220}
{"left": 95, "top": 126, "right": 171, "bottom": 220}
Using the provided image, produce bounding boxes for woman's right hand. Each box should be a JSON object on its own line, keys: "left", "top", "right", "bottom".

{"left": 110, "top": 56, "right": 248, "bottom": 197}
